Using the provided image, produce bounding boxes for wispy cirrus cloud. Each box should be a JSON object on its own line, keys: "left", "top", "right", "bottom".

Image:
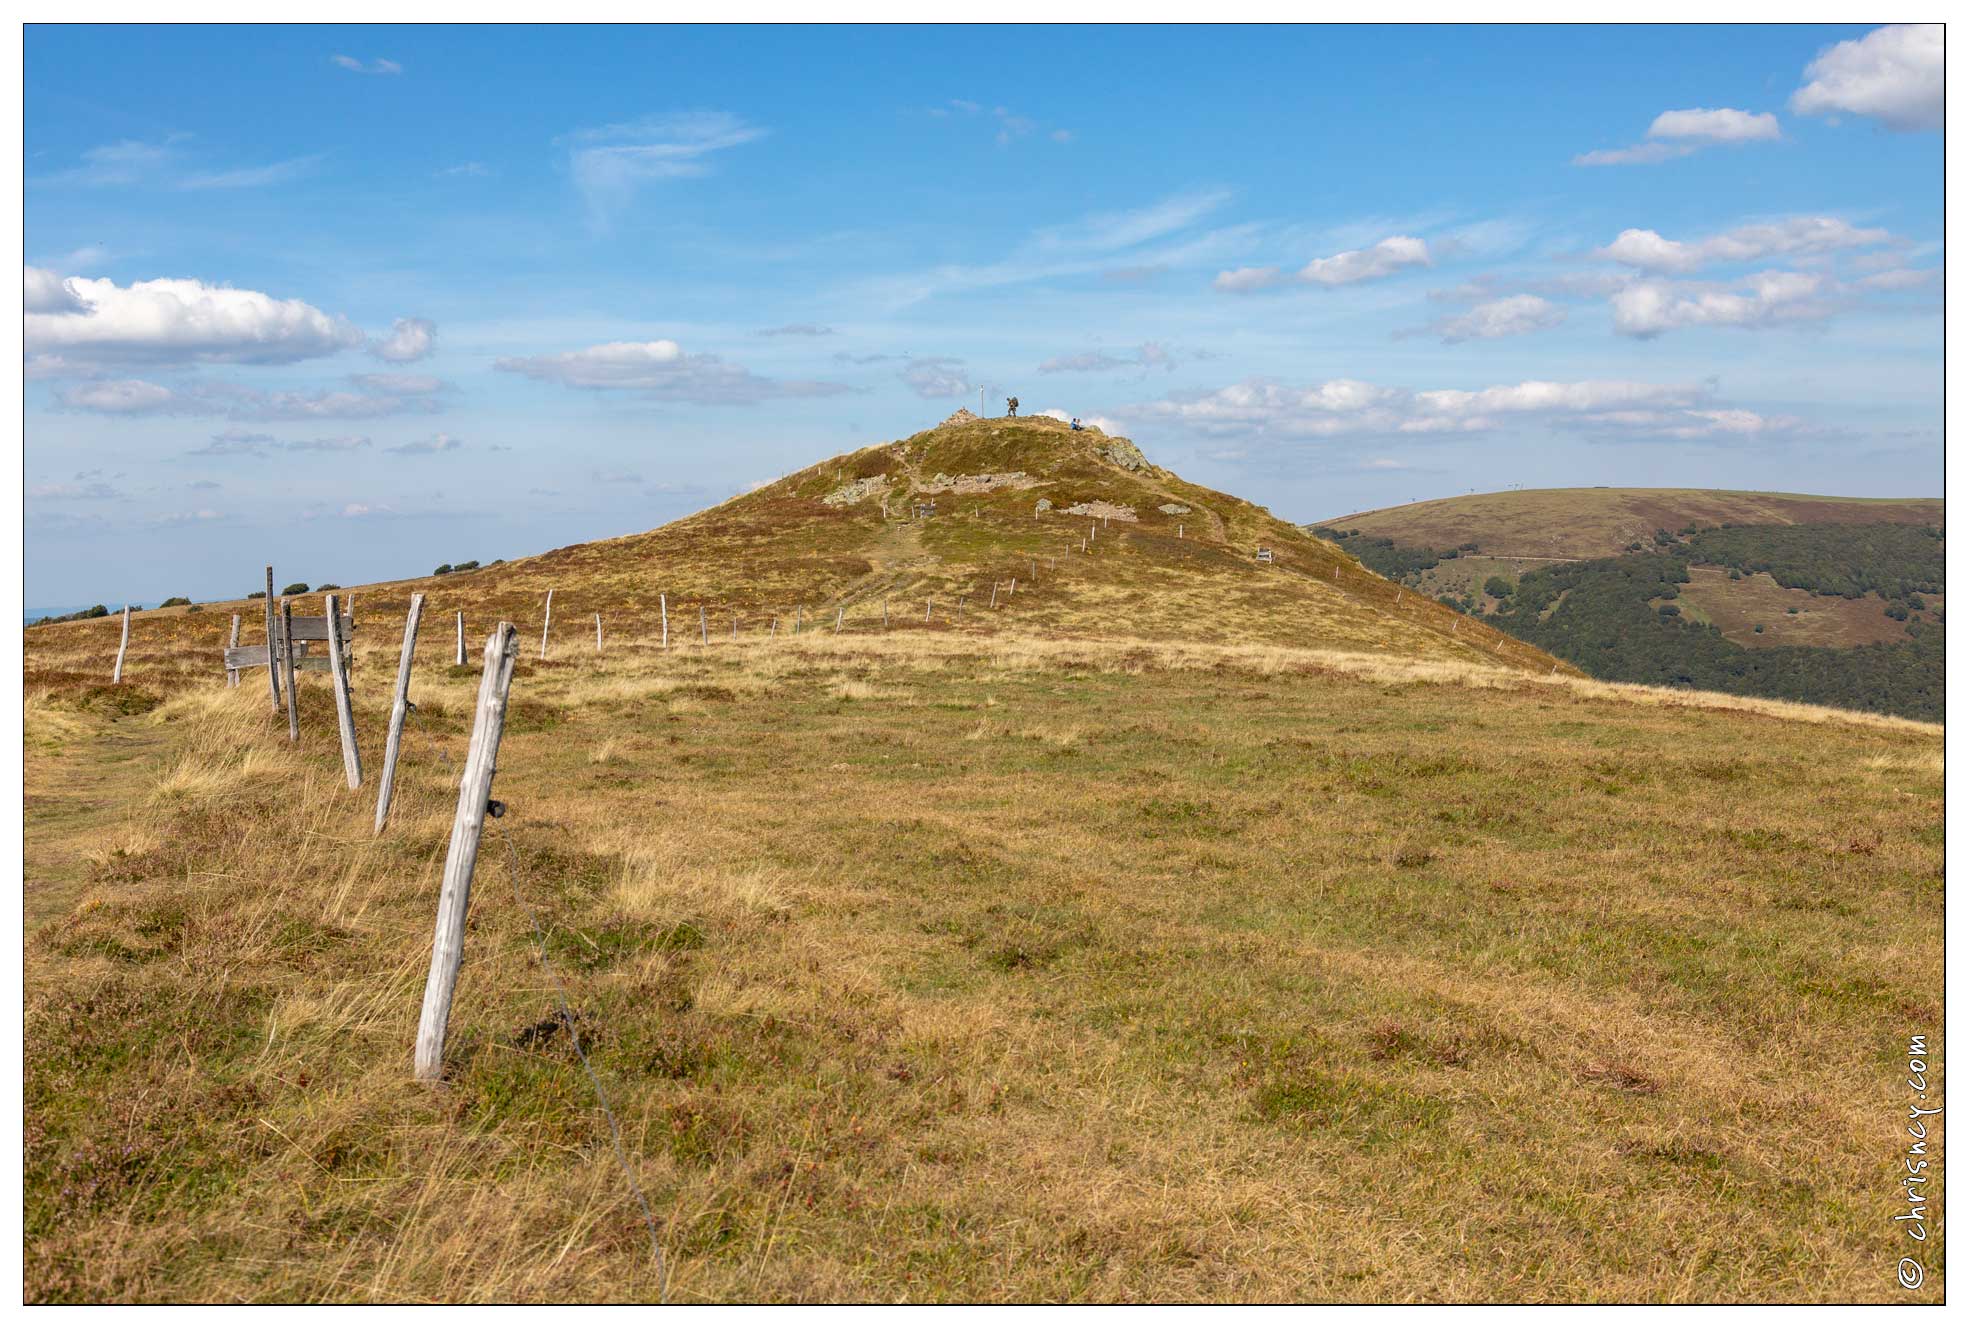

{"left": 32, "top": 138, "right": 322, "bottom": 191}
{"left": 331, "top": 54, "right": 403, "bottom": 75}
{"left": 57, "top": 373, "right": 448, "bottom": 421}
{"left": 1037, "top": 342, "right": 1179, "bottom": 374}
{"left": 495, "top": 338, "right": 851, "bottom": 404}
{"left": 565, "top": 111, "right": 766, "bottom": 227}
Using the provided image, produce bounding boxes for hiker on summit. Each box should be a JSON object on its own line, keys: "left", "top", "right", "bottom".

{"left": 1006, "top": 396, "right": 1019, "bottom": 417}
{"left": 1070, "top": 417, "right": 1083, "bottom": 431}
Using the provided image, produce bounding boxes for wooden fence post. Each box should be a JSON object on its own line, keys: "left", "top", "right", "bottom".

{"left": 111, "top": 605, "right": 130, "bottom": 682}
{"left": 1030, "top": 558, "right": 1037, "bottom": 581}
{"left": 374, "top": 592, "right": 425, "bottom": 833}
{"left": 795, "top": 607, "right": 803, "bottom": 634}
{"left": 263, "top": 566, "right": 281, "bottom": 710}
{"left": 882, "top": 599, "right": 889, "bottom": 628}
{"left": 989, "top": 583, "right": 998, "bottom": 609}
{"left": 455, "top": 611, "right": 465, "bottom": 666}
{"left": 925, "top": 596, "right": 932, "bottom": 623}
{"left": 700, "top": 605, "right": 708, "bottom": 645}
{"left": 956, "top": 596, "right": 965, "bottom": 620}
{"left": 323, "top": 593, "right": 362, "bottom": 789}
{"left": 660, "top": 594, "right": 669, "bottom": 648}
{"left": 595, "top": 613, "right": 603, "bottom": 653}
{"left": 414, "top": 621, "right": 520, "bottom": 1081}
{"left": 1177, "top": 523, "right": 1183, "bottom": 539}
{"left": 732, "top": 613, "right": 739, "bottom": 642}
{"left": 770, "top": 616, "right": 777, "bottom": 638}
{"left": 280, "top": 599, "right": 300, "bottom": 742}
{"left": 227, "top": 614, "right": 241, "bottom": 687}
{"left": 539, "top": 589, "right": 553, "bottom": 661}
{"left": 835, "top": 605, "right": 844, "bottom": 631}
{"left": 1010, "top": 577, "right": 1017, "bottom": 595}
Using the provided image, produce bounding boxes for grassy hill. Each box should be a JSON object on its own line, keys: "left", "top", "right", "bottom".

{"left": 21, "top": 422, "right": 1943, "bottom": 1303}
{"left": 1314, "top": 487, "right": 1944, "bottom": 721}
{"left": 1326, "top": 487, "right": 1943, "bottom": 563}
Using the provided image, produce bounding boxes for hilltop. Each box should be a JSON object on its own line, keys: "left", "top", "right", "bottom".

{"left": 32, "top": 411, "right": 1564, "bottom": 682}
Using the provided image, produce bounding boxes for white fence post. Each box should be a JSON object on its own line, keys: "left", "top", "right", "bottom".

{"left": 374, "top": 592, "right": 426, "bottom": 833}
{"left": 456, "top": 610, "right": 465, "bottom": 666}
{"left": 925, "top": 596, "right": 932, "bottom": 623}
{"left": 263, "top": 566, "right": 281, "bottom": 710}
{"left": 226, "top": 613, "right": 241, "bottom": 687}
{"left": 595, "top": 613, "right": 603, "bottom": 653}
{"left": 989, "top": 583, "right": 998, "bottom": 609}
{"left": 659, "top": 594, "right": 669, "bottom": 648}
{"left": 835, "top": 605, "right": 844, "bottom": 632}
{"left": 414, "top": 621, "right": 520, "bottom": 1081}
{"left": 323, "top": 593, "right": 362, "bottom": 789}
{"left": 111, "top": 605, "right": 130, "bottom": 682}
{"left": 882, "top": 599, "right": 889, "bottom": 628}
{"left": 700, "top": 605, "right": 708, "bottom": 645}
{"left": 539, "top": 589, "right": 553, "bottom": 661}
{"left": 280, "top": 599, "right": 300, "bottom": 742}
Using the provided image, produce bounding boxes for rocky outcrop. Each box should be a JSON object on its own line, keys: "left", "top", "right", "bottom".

{"left": 1096, "top": 437, "right": 1149, "bottom": 472}
{"left": 1157, "top": 502, "right": 1191, "bottom": 515}
{"left": 1064, "top": 500, "right": 1138, "bottom": 522}
{"left": 822, "top": 475, "right": 890, "bottom": 506}
{"left": 915, "top": 471, "right": 1038, "bottom": 495}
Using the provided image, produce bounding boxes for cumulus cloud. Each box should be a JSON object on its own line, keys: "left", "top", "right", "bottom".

{"left": 1215, "top": 236, "right": 1429, "bottom": 293}
{"left": 495, "top": 339, "right": 851, "bottom": 404}
{"left": 1428, "top": 294, "right": 1567, "bottom": 344}
{"left": 567, "top": 111, "right": 765, "bottom": 226}
{"left": 1792, "top": 24, "right": 1942, "bottom": 131}
{"left": 1575, "top": 106, "right": 1781, "bottom": 165}
{"left": 1137, "top": 375, "right": 1795, "bottom": 444}
{"left": 369, "top": 316, "right": 436, "bottom": 363}
{"left": 1037, "top": 408, "right": 1125, "bottom": 434}
{"left": 1596, "top": 217, "right": 1891, "bottom": 273}
{"left": 898, "top": 357, "right": 972, "bottom": 399}
{"left": 1610, "top": 271, "right": 1832, "bottom": 337}
{"left": 24, "top": 266, "right": 86, "bottom": 313}
{"left": 25, "top": 270, "right": 369, "bottom": 371}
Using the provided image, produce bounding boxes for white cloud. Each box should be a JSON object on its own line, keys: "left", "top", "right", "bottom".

{"left": 1648, "top": 107, "right": 1782, "bottom": 144}
{"left": 1215, "top": 236, "right": 1429, "bottom": 293}
{"left": 24, "top": 266, "right": 86, "bottom": 314}
{"left": 1596, "top": 217, "right": 1891, "bottom": 273}
{"left": 1792, "top": 24, "right": 1943, "bottom": 132}
{"left": 495, "top": 339, "right": 851, "bottom": 404}
{"left": 29, "top": 478, "right": 120, "bottom": 501}
{"left": 899, "top": 357, "right": 972, "bottom": 399}
{"left": 756, "top": 324, "right": 835, "bottom": 337}
{"left": 1431, "top": 294, "right": 1566, "bottom": 344}
{"left": 1037, "top": 408, "right": 1125, "bottom": 434}
{"left": 177, "top": 156, "right": 321, "bottom": 190}
{"left": 332, "top": 55, "right": 403, "bottom": 75}
{"left": 1857, "top": 267, "right": 1939, "bottom": 292}
{"left": 1610, "top": 271, "right": 1831, "bottom": 337}
{"left": 32, "top": 138, "right": 315, "bottom": 192}
{"left": 1138, "top": 375, "right": 1768, "bottom": 443}
{"left": 57, "top": 374, "right": 446, "bottom": 421}
{"left": 25, "top": 270, "right": 366, "bottom": 370}
{"left": 370, "top": 316, "right": 437, "bottom": 363}
{"left": 386, "top": 433, "right": 465, "bottom": 456}
{"left": 1576, "top": 106, "right": 1782, "bottom": 166}
{"left": 1037, "top": 342, "right": 1178, "bottom": 374}
{"left": 566, "top": 111, "right": 765, "bottom": 226}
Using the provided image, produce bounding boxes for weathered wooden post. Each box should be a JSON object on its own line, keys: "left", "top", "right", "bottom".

{"left": 539, "top": 589, "right": 553, "bottom": 660}
{"left": 732, "top": 614, "right": 739, "bottom": 642}
{"left": 280, "top": 599, "right": 300, "bottom": 742}
{"left": 1178, "top": 523, "right": 1183, "bottom": 539}
{"left": 956, "top": 596, "right": 965, "bottom": 620}
{"left": 770, "top": 616, "right": 778, "bottom": 639}
{"left": 595, "top": 613, "right": 603, "bottom": 653}
{"left": 882, "top": 599, "right": 889, "bottom": 628}
{"left": 226, "top": 614, "right": 241, "bottom": 687}
{"left": 1010, "top": 577, "right": 1018, "bottom": 595}
{"left": 660, "top": 594, "right": 669, "bottom": 648}
{"left": 413, "top": 620, "right": 520, "bottom": 1081}
{"left": 700, "top": 605, "right": 708, "bottom": 645}
{"left": 323, "top": 593, "right": 362, "bottom": 789}
{"left": 835, "top": 605, "right": 844, "bottom": 632}
{"left": 111, "top": 605, "right": 131, "bottom": 683}
{"left": 263, "top": 566, "right": 282, "bottom": 710}
{"left": 795, "top": 607, "right": 803, "bottom": 634}
{"left": 1030, "top": 558, "right": 1037, "bottom": 581}
{"left": 374, "top": 592, "right": 426, "bottom": 833}
{"left": 455, "top": 611, "right": 465, "bottom": 666}
{"left": 925, "top": 596, "right": 932, "bottom": 623}
{"left": 989, "top": 583, "right": 999, "bottom": 609}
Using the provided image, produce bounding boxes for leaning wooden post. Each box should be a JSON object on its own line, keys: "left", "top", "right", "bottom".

{"left": 1010, "top": 577, "right": 1018, "bottom": 596}
{"left": 374, "top": 592, "right": 426, "bottom": 833}
{"left": 280, "top": 599, "right": 300, "bottom": 742}
{"left": 770, "top": 616, "right": 777, "bottom": 639}
{"left": 925, "top": 596, "right": 933, "bottom": 623}
{"left": 539, "top": 589, "right": 553, "bottom": 660}
{"left": 700, "top": 605, "right": 708, "bottom": 646}
{"left": 226, "top": 614, "right": 241, "bottom": 687}
{"left": 835, "top": 605, "right": 844, "bottom": 632}
{"left": 660, "top": 594, "right": 669, "bottom": 648}
{"left": 989, "top": 583, "right": 999, "bottom": 609}
{"left": 263, "top": 566, "right": 281, "bottom": 710}
{"left": 956, "top": 596, "right": 965, "bottom": 620}
{"left": 455, "top": 611, "right": 466, "bottom": 666}
{"left": 414, "top": 621, "right": 520, "bottom": 1081}
{"left": 323, "top": 593, "right": 362, "bottom": 789}
{"left": 111, "top": 605, "right": 131, "bottom": 682}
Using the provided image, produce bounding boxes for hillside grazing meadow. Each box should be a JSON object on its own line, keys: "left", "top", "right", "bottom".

{"left": 23, "top": 604, "right": 1944, "bottom": 1302}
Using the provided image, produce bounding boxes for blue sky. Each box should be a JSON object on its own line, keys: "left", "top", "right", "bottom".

{"left": 23, "top": 23, "right": 1943, "bottom": 606}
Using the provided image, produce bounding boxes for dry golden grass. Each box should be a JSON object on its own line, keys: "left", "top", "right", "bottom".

{"left": 22, "top": 613, "right": 1944, "bottom": 1304}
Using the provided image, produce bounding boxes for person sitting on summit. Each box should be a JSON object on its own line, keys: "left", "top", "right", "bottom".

{"left": 1069, "top": 416, "right": 1083, "bottom": 431}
